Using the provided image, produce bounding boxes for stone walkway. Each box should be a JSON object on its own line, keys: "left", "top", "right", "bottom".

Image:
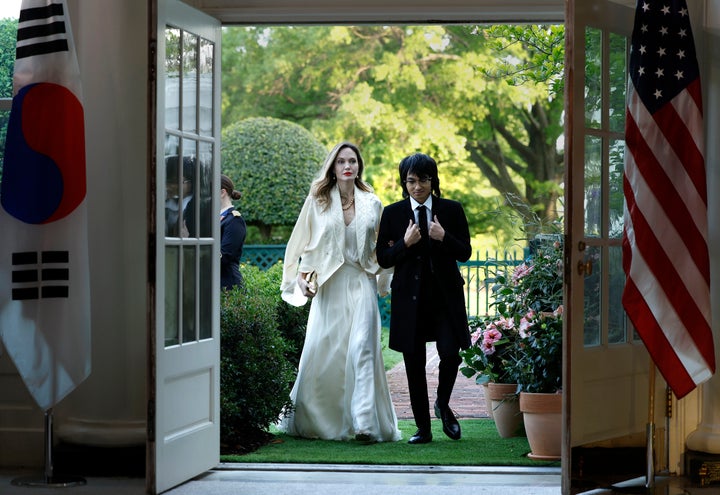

{"left": 386, "top": 344, "right": 489, "bottom": 420}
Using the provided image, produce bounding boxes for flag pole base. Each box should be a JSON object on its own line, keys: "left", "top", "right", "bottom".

{"left": 11, "top": 475, "right": 86, "bottom": 488}
{"left": 10, "top": 408, "right": 87, "bottom": 488}
{"left": 607, "top": 475, "right": 669, "bottom": 494}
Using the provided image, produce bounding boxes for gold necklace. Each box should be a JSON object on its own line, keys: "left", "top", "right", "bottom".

{"left": 341, "top": 197, "right": 355, "bottom": 210}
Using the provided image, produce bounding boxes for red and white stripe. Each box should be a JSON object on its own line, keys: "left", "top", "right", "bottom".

{"left": 623, "top": 77, "right": 714, "bottom": 399}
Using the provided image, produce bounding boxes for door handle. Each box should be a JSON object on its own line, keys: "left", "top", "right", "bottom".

{"left": 577, "top": 259, "right": 593, "bottom": 276}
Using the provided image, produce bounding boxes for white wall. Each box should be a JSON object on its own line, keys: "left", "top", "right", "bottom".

{"left": 50, "top": 0, "right": 149, "bottom": 449}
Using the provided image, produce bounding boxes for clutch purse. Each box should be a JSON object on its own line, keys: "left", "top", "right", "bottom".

{"left": 304, "top": 271, "right": 318, "bottom": 294}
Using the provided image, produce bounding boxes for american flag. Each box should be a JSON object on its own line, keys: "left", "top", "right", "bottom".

{"left": 623, "top": 0, "right": 714, "bottom": 399}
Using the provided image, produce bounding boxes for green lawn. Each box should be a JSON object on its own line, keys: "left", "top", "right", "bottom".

{"left": 224, "top": 329, "right": 561, "bottom": 468}
{"left": 221, "top": 419, "right": 560, "bottom": 468}
{"left": 381, "top": 327, "right": 402, "bottom": 371}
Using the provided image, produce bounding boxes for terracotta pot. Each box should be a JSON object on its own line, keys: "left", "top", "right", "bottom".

{"left": 486, "top": 382, "right": 523, "bottom": 438}
{"left": 481, "top": 383, "right": 494, "bottom": 419}
{"left": 519, "top": 391, "right": 562, "bottom": 460}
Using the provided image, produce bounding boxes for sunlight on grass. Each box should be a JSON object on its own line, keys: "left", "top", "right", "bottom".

{"left": 222, "top": 419, "right": 559, "bottom": 467}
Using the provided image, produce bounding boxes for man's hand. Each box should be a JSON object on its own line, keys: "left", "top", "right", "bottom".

{"left": 429, "top": 215, "right": 445, "bottom": 241}
{"left": 403, "top": 218, "right": 422, "bottom": 247}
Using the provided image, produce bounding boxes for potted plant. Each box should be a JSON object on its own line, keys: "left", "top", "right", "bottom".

{"left": 463, "top": 227, "right": 564, "bottom": 454}
{"left": 498, "top": 236, "right": 563, "bottom": 459}
{"left": 461, "top": 315, "right": 524, "bottom": 437}
{"left": 497, "top": 236, "right": 564, "bottom": 393}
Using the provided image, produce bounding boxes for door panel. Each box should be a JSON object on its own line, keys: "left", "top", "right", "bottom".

{"left": 150, "top": 1, "right": 221, "bottom": 493}
{"left": 567, "top": 0, "right": 653, "bottom": 451}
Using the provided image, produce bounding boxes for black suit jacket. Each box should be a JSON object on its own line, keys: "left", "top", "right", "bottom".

{"left": 377, "top": 196, "right": 472, "bottom": 353}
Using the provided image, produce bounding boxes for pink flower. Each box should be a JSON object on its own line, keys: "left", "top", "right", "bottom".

{"left": 553, "top": 305, "right": 564, "bottom": 318}
{"left": 484, "top": 326, "right": 502, "bottom": 342}
{"left": 494, "top": 316, "right": 514, "bottom": 330}
{"left": 470, "top": 328, "right": 483, "bottom": 345}
{"left": 519, "top": 316, "right": 535, "bottom": 338}
{"left": 512, "top": 263, "right": 533, "bottom": 283}
{"left": 481, "top": 338, "right": 496, "bottom": 356}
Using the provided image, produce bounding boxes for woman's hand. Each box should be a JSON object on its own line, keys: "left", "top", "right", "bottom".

{"left": 297, "top": 272, "right": 317, "bottom": 298}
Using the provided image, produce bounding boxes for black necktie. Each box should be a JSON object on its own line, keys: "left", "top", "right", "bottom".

{"left": 417, "top": 205, "right": 433, "bottom": 273}
{"left": 417, "top": 205, "right": 428, "bottom": 239}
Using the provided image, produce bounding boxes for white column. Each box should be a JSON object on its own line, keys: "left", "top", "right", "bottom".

{"left": 54, "top": 0, "right": 148, "bottom": 447}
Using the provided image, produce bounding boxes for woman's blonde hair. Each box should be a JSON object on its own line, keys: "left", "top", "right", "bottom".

{"left": 310, "top": 141, "right": 372, "bottom": 210}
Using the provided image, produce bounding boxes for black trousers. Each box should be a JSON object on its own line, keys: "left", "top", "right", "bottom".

{"left": 402, "top": 304, "right": 462, "bottom": 430}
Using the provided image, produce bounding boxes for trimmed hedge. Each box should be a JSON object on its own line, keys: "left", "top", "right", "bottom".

{"left": 221, "top": 117, "right": 327, "bottom": 240}
{"left": 220, "top": 283, "right": 295, "bottom": 452}
{"left": 241, "top": 262, "right": 308, "bottom": 367}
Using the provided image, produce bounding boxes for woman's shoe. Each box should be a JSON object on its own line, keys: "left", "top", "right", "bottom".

{"left": 355, "top": 432, "right": 376, "bottom": 444}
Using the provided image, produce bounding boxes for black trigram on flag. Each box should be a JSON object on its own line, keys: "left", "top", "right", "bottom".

{"left": 11, "top": 250, "right": 70, "bottom": 300}
{"left": 16, "top": 2, "right": 69, "bottom": 60}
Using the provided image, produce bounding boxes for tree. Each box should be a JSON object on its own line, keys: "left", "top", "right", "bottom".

{"left": 0, "top": 18, "right": 17, "bottom": 171}
{"left": 221, "top": 117, "right": 327, "bottom": 241}
{"left": 0, "top": 18, "right": 15, "bottom": 98}
{"left": 222, "top": 24, "right": 565, "bottom": 240}
{"left": 460, "top": 25, "right": 565, "bottom": 229}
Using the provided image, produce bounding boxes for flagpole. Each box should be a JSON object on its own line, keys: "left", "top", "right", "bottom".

{"left": 609, "top": 362, "right": 657, "bottom": 494}
{"left": 11, "top": 409, "right": 86, "bottom": 488}
{"left": 646, "top": 362, "right": 655, "bottom": 488}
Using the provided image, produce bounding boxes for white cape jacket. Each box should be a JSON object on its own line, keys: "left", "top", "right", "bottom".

{"left": 281, "top": 186, "right": 392, "bottom": 306}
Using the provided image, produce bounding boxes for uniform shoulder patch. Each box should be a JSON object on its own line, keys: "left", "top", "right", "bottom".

{"left": 232, "top": 210, "right": 242, "bottom": 217}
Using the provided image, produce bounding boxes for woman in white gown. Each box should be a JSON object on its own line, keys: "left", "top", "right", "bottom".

{"left": 279, "top": 142, "right": 401, "bottom": 443}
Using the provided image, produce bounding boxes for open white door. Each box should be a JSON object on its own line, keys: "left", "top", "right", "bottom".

{"left": 566, "top": 0, "right": 659, "bottom": 461}
{"left": 148, "top": 1, "right": 221, "bottom": 493}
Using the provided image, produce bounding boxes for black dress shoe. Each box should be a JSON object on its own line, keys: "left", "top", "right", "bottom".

{"left": 408, "top": 428, "right": 433, "bottom": 444}
{"left": 434, "top": 401, "right": 461, "bottom": 440}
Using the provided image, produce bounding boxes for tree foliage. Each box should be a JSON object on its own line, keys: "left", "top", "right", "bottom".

{"left": 221, "top": 116, "right": 327, "bottom": 241}
{"left": 0, "top": 18, "right": 15, "bottom": 98}
{"left": 0, "top": 18, "right": 17, "bottom": 171}
{"left": 222, "top": 24, "right": 565, "bottom": 240}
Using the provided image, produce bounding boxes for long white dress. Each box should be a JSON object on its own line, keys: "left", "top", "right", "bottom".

{"left": 278, "top": 216, "right": 401, "bottom": 442}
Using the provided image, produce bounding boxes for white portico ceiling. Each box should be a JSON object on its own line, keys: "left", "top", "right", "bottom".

{"left": 179, "top": 0, "right": 566, "bottom": 24}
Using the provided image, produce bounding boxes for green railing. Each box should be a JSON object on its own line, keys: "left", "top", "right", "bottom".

{"left": 241, "top": 244, "right": 287, "bottom": 270}
{"left": 242, "top": 245, "right": 527, "bottom": 325}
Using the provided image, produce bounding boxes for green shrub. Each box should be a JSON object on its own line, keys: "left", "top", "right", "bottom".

{"left": 220, "top": 285, "right": 296, "bottom": 453}
{"left": 241, "top": 262, "right": 309, "bottom": 367}
{"left": 221, "top": 117, "right": 327, "bottom": 241}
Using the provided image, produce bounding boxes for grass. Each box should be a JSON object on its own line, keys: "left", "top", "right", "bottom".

{"left": 221, "top": 419, "right": 560, "bottom": 467}
{"left": 381, "top": 327, "right": 402, "bottom": 371}
{"left": 224, "top": 330, "right": 559, "bottom": 468}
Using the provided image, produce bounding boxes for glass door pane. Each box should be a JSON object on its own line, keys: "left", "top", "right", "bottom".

{"left": 161, "top": 24, "right": 217, "bottom": 349}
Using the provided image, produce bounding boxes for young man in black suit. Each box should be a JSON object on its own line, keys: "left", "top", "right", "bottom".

{"left": 377, "top": 153, "right": 472, "bottom": 444}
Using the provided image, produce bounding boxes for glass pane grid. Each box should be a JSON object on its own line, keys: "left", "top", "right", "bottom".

{"left": 162, "top": 25, "right": 216, "bottom": 349}
{"left": 582, "top": 26, "right": 630, "bottom": 348}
